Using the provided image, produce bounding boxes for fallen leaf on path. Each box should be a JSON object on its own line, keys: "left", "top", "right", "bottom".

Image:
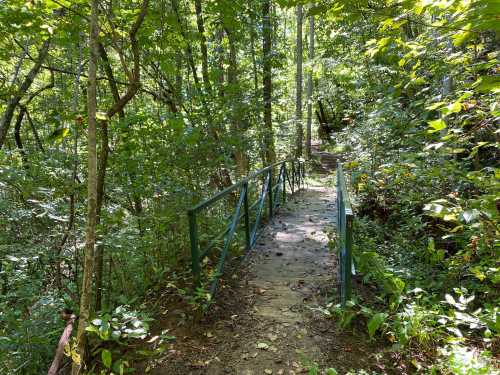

{"left": 264, "top": 370, "right": 273, "bottom": 374}
{"left": 257, "top": 342, "right": 269, "bottom": 350}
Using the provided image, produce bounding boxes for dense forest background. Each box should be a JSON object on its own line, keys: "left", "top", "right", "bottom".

{"left": 0, "top": 0, "right": 498, "bottom": 373}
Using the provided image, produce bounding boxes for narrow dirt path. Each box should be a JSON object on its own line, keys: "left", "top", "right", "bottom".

{"left": 202, "top": 180, "right": 337, "bottom": 374}
{"left": 150, "top": 162, "right": 387, "bottom": 374}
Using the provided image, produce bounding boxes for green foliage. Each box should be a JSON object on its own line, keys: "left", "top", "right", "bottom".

{"left": 79, "top": 305, "right": 174, "bottom": 374}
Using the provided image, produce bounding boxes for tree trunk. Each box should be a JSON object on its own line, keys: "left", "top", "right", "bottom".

{"left": 262, "top": 0, "right": 275, "bottom": 164}
{"left": 295, "top": 5, "right": 303, "bottom": 157}
{"left": 226, "top": 26, "right": 248, "bottom": 177}
{"left": 93, "top": 0, "right": 149, "bottom": 311}
{"left": 71, "top": 0, "right": 99, "bottom": 372}
{"left": 306, "top": 13, "right": 314, "bottom": 158}
{"left": 194, "top": 0, "right": 211, "bottom": 94}
{"left": 13, "top": 107, "right": 27, "bottom": 166}
{"left": 0, "top": 39, "right": 50, "bottom": 149}
{"left": 25, "top": 109, "right": 44, "bottom": 152}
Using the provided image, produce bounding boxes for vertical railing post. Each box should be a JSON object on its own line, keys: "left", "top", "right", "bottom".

{"left": 268, "top": 168, "right": 273, "bottom": 218}
{"left": 243, "top": 181, "right": 251, "bottom": 251}
{"left": 188, "top": 209, "right": 200, "bottom": 287}
{"left": 344, "top": 214, "right": 353, "bottom": 303}
{"left": 282, "top": 163, "right": 286, "bottom": 204}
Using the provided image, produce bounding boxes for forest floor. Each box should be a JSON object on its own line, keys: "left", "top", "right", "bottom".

{"left": 144, "top": 152, "right": 396, "bottom": 374}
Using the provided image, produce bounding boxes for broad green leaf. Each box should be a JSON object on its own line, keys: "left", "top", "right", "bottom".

{"left": 441, "top": 101, "right": 462, "bottom": 116}
{"left": 427, "top": 119, "right": 446, "bottom": 133}
{"left": 452, "top": 23, "right": 472, "bottom": 46}
{"left": 472, "top": 76, "right": 500, "bottom": 93}
{"left": 367, "top": 312, "right": 387, "bottom": 338}
{"left": 102, "top": 349, "right": 112, "bottom": 368}
{"left": 48, "top": 127, "right": 70, "bottom": 142}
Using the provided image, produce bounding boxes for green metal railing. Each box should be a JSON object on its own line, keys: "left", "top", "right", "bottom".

{"left": 336, "top": 161, "right": 354, "bottom": 306}
{"left": 187, "top": 159, "right": 305, "bottom": 298}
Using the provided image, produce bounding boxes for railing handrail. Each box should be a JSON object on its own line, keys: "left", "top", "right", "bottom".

{"left": 187, "top": 159, "right": 305, "bottom": 303}
{"left": 188, "top": 159, "right": 300, "bottom": 214}
{"left": 336, "top": 163, "right": 353, "bottom": 215}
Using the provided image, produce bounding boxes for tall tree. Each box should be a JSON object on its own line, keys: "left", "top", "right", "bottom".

{"left": 305, "top": 12, "right": 314, "bottom": 158}
{"left": 262, "top": 0, "right": 275, "bottom": 164}
{"left": 71, "top": 0, "right": 99, "bottom": 373}
{"left": 194, "top": 0, "right": 211, "bottom": 94}
{"left": 226, "top": 26, "right": 249, "bottom": 176}
{"left": 295, "top": 4, "right": 303, "bottom": 157}
{"left": 93, "top": 0, "right": 149, "bottom": 312}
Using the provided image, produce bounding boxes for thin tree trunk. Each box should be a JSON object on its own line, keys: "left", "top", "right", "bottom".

{"left": 0, "top": 39, "right": 50, "bottom": 149}
{"left": 55, "top": 37, "right": 84, "bottom": 294}
{"left": 25, "top": 109, "right": 44, "bottom": 152}
{"left": 250, "top": 25, "right": 259, "bottom": 94}
{"left": 226, "top": 26, "right": 248, "bottom": 176}
{"left": 306, "top": 13, "right": 314, "bottom": 158}
{"left": 295, "top": 5, "right": 303, "bottom": 157}
{"left": 13, "top": 107, "right": 28, "bottom": 167}
{"left": 194, "top": 0, "right": 211, "bottom": 94}
{"left": 217, "top": 29, "right": 225, "bottom": 98}
{"left": 71, "top": 0, "right": 98, "bottom": 372}
{"left": 262, "top": 0, "right": 275, "bottom": 164}
{"left": 94, "top": 0, "right": 149, "bottom": 311}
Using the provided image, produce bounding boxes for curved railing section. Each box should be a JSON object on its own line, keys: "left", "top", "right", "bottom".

{"left": 336, "top": 161, "right": 354, "bottom": 306}
{"left": 187, "top": 159, "right": 305, "bottom": 299}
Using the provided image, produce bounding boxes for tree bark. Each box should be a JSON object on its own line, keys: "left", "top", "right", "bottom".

{"left": 13, "top": 107, "right": 28, "bottom": 167}
{"left": 262, "top": 0, "right": 275, "bottom": 164}
{"left": 194, "top": 0, "right": 211, "bottom": 94}
{"left": 25, "top": 109, "right": 44, "bottom": 152}
{"left": 71, "top": 0, "right": 98, "bottom": 372}
{"left": 48, "top": 313, "right": 76, "bottom": 375}
{"left": 306, "top": 13, "right": 314, "bottom": 158}
{"left": 225, "top": 26, "right": 248, "bottom": 176}
{"left": 93, "top": 1, "right": 149, "bottom": 312}
{"left": 295, "top": 5, "right": 303, "bottom": 158}
{"left": 0, "top": 39, "right": 50, "bottom": 149}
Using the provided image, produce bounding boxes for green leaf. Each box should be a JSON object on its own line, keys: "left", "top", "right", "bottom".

{"left": 367, "top": 312, "right": 387, "bottom": 339}
{"left": 472, "top": 76, "right": 500, "bottom": 93}
{"left": 48, "top": 127, "right": 70, "bottom": 142}
{"left": 441, "top": 101, "right": 462, "bottom": 116}
{"left": 452, "top": 23, "right": 472, "bottom": 46}
{"left": 102, "top": 349, "right": 112, "bottom": 368}
{"left": 427, "top": 119, "right": 446, "bottom": 133}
